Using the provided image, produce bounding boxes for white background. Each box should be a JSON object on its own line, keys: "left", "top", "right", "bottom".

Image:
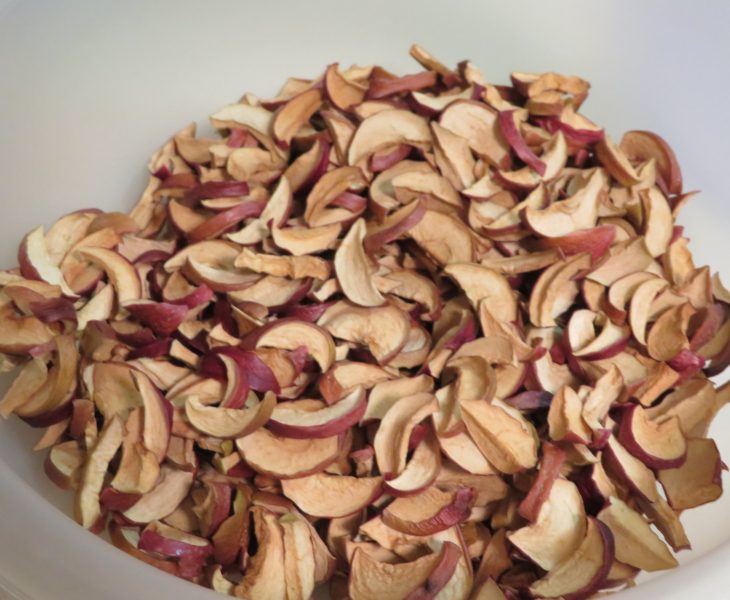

{"left": 1, "top": 1, "right": 729, "bottom": 598}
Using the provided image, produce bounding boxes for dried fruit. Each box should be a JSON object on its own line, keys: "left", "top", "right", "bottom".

{"left": 0, "top": 45, "right": 726, "bottom": 600}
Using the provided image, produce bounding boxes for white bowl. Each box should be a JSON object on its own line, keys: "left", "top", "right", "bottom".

{"left": 1, "top": 1, "right": 729, "bottom": 598}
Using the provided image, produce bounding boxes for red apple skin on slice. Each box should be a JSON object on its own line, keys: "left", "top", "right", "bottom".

{"left": 382, "top": 486, "right": 475, "bottom": 536}
{"left": 518, "top": 442, "right": 566, "bottom": 522}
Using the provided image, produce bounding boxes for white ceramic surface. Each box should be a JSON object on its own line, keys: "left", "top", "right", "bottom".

{"left": 1, "top": 1, "right": 729, "bottom": 598}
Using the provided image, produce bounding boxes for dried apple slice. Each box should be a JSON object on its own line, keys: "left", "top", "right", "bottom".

{"left": 620, "top": 130, "right": 682, "bottom": 194}
{"left": 518, "top": 442, "right": 566, "bottom": 522}
{"left": 237, "top": 427, "right": 343, "bottom": 479}
{"left": 269, "top": 386, "right": 366, "bottom": 438}
{"left": 235, "top": 248, "right": 330, "bottom": 280}
{"left": 444, "top": 264, "right": 517, "bottom": 322}
{"left": 272, "top": 222, "right": 341, "bottom": 256}
{"left": 598, "top": 496, "right": 677, "bottom": 571}
{"left": 617, "top": 404, "right": 686, "bottom": 469}
{"left": 122, "top": 466, "right": 194, "bottom": 524}
{"left": 334, "top": 219, "right": 385, "bottom": 306}
{"left": 529, "top": 253, "right": 591, "bottom": 327}
{"left": 382, "top": 486, "right": 474, "bottom": 536}
{"left": 76, "top": 247, "right": 142, "bottom": 303}
{"left": 523, "top": 168, "right": 606, "bottom": 237}
{"left": 243, "top": 318, "right": 336, "bottom": 372}
{"left": 234, "top": 507, "right": 288, "bottom": 600}
{"left": 184, "top": 391, "right": 275, "bottom": 438}
{"left": 529, "top": 518, "right": 614, "bottom": 600}
{"left": 595, "top": 136, "right": 640, "bottom": 186}
{"left": 132, "top": 370, "right": 172, "bottom": 463}
{"left": 509, "top": 479, "right": 587, "bottom": 571}
{"left": 348, "top": 109, "right": 432, "bottom": 169}
{"left": 629, "top": 276, "right": 669, "bottom": 345}
{"left": 324, "top": 63, "right": 367, "bottom": 110}
{"left": 273, "top": 89, "right": 323, "bottom": 147}
{"left": 408, "top": 210, "right": 474, "bottom": 265}
{"left": 74, "top": 416, "right": 124, "bottom": 528}
{"left": 439, "top": 101, "right": 510, "bottom": 168}
{"left": 280, "top": 513, "right": 317, "bottom": 600}
{"left": 349, "top": 541, "right": 459, "bottom": 600}
{"left": 282, "top": 473, "right": 383, "bottom": 518}
{"left": 44, "top": 440, "right": 84, "bottom": 490}
{"left": 658, "top": 438, "right": 723, "bottom": 510}
{"left": 18, "top": 226, "right": 77, "bottom": 297}
{"left": 318, "top": 301, "right": 411, "bottom": 364}
{"left": 460, "top": 399, "right": 538, "bottom": 474}
{"left": 374, "top": 392, "right": 438, "bottom": 477}
{"left": 364, "top": 198, "right": 426, "bottom": 253}
{"left": 386, "top": 431, "right": 441, "bottom": 496}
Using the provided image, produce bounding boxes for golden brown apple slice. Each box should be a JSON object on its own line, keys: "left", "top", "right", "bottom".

{"left": 439, "top": 100, "right": 510, "bottom": 168}
{"left": 273, "top": 88, "right": 322, "bottom": 147}
{"left": 523, "top": 169, "right": 606, "bottom": 238}
{"left": 334, "top": 218, "right": 385, "bottom": 307}
{"left": 595, "top": 136, "right": 640, "bottom": 186}
{"left": 586, "top": 238, "right": 654, "bottom": 286}
{"left": 184, "top": 391, "right": 275, "bottom": 438}
{"left": 348, "top": 541, "right": 460, "bottom": 600}
{"left": 602, "top": 436, "right": 659, "bottom": 503}
{"left": 529, "top": 518, "right": 614, "bottom": 600}
{"left": 324, "top": 63, "right": 367, "bottom": 110}
{"left": 509, "top": 479, "right": 587, "bottom": 571}
{"left": 408, "top": 210, "right": 474, "bottom": 265}
{"left": 374, "top": 392, "right": 438, "bottom": 477}
{"left": 234, "top": 507, "right": 288, "bottom": 600}
{"left": 282, "top": 472, "right": 383, "bottom": 518}
{"left": 269, "top": 386, "right": 366, "bottom": 438}
{"left": 443, "top": 264, "right": 517, "bottom": 322}
{"left": 598, "top": 496, "right": 677, "bottom": 571}
{"left": 110, "top": 408, "right": 160, "bottom": 495}
{"left": 582, "top": 365, "right": 623, "bottom": 432}
{"left": 385, "top": 430, "right": 441, "bottom": 496}
{"left": 0, "top": 357, "right": 48, "bottom": 417}
{"left": 618, "top": 404, "right": 687, "bottom": 469}
{"left": 319, "top": 361, "right": 394, "bottom": 403}
{"left": 529, "top": 253, "right": 591, "bottom": 327}
{"left": 77, "top": 247, "right": 142, "bottom": 303}
{"left": 460, "top": 399, "right": 538, "bottom": 474}
{"left": 280, "top": 513, "right": 317, "bottom": 600}
{"left": 629, "top": 276, "right": 669, "bottom": 345}
{"left": 243, "top": 318, "right": 336, "bottom": 372}
{"left": 235, "top": 248, "right": 330, "bottom": 280}
{"left": 318, "top": 301, "right": 411, "bottom": 364}
{"left": 272, "top": 222, "right": 341, "bottom": 256}
{"left": 547, "top": 386, "right": 592, "bottom": 444}
{"left": 640, "top": 187, "right": 673, "bottom": 257}
{"left": 237, "top": 427, "right": 343, "bottom": 479}
{"left": 363, "top": 375, "right": 435, "bottom": 422}
{"left": 122, "top": 466, "right": 194, "bottom": 524}
{"left": 646, "top": 301, "right": 694, "bottom": 361}
{"left": 382, "top": 486, "right": 474, "bottom": 536}
{"left": 620, "top": 130, "right": 683, "bottom": 194}
{"left": 348, "top": 109, "right": 432, "bottom": 169}
{"left": 658, "top": 438, "right": 723, "bottom": 510}
{"left": 431, "top": 121, "right": 476, "bottom": 190}
{"left": 18, "top": 226, "right": 77, "bottom": 297}
{"left": 74, "top": 415, "right": 124, "bottom": 528}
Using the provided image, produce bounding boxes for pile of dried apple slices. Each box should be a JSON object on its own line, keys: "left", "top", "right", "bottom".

{"left": 1, "top": 44, "right": 728, "bottom": 600}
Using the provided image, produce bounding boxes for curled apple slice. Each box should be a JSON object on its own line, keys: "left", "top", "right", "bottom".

{"left": 269, "top": 386, "right": 366, "bottom": 438}
{"left": 282, "top": 472, "right": 383, "bottom": 518}
{"left": 618, "top": 404, "right": 687, "bottom": 469}
{"left": 185, "top": 391, "right": 275, "bottom": 438}
{"left": 382, "top": 486, "right": 474, "bottom": 536}
{"left": 439, "top": 100, "right": 510, "bottom": 168}
{"left": 237, "top": 427, "right": 343, "bottom": 479}
{"left": 595, "top": 136, "right": 640, "bottom": 186}
{"left": 408, "top": 210, "right": 474, "bottom": 265}
{"left": 444, "top": 264, "right": 517, "bottom": 322}
{"left": 598, "top": 496, "right": 677, "bottom": 571}
{"left": 18, "top": 226, "right": 77, "bottom": 297}
{"left": 243, "top": 318, "right": 336, "bottom": 372}
{"left": 374, "top": 392, "right": 438, "bottom": 477}
{"left": 523, "top": 168, "right": 606, "bottom": 238}
{"left": 122, "top": 466, "right": 194, "bottom": 524}
{"left": 272, "top": 222, "right": 341, "bottom": 256}
{"left": 334, "top": 219, "right": 385, "bottom": 307}
{"left": 518, "top": 442, "right": 566, "bottom": 522}
{"left": 658, "top": 438, "right": 723, "bottom": 510}
{"left": 348, "top": 109, "right": 432, "bottom": 168}
{"left": 529, "top": 518, "right": 614, "bottom": 600}
{"left": 234, "top": 507, "right": 288, "bottom": 600}
{"left": 348, "top": 540, "right": 460, "bottom": 600}
{"left": 620, "top": 130, "right": 682, "bottom": 195}
{"left": 273, "top": 88, "right": 323, "bottom": 147}
{"left": 509, "top": 479, "right": 587, "bottom": 571}
{"left": 460, "top": 399, "right": 538, "bottom": 474}
{"left": 318, "top": 301, "right": 411, "bottom": 364}
{"left": 529, "top": 253, "right": 591, "bottom": 327}
{"left": 386, "top": 431, "right": 441, "bottom": 496}
{"left": 75, "top": 415, "right": 124, "bottom": 528}
{"left": 77, "top": 247, "right": 142, "bottom": 303}
{"left": 325, "top": 63, "right": 367, "bottom": 110}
